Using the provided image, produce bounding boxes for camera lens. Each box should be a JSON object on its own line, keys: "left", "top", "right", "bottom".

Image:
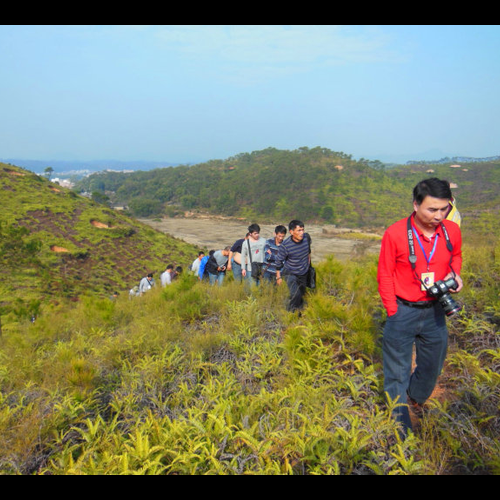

{"left": 439, "top": 293, "right": 462, "bottom": 317}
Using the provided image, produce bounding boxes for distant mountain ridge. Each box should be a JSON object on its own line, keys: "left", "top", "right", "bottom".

{"left": 406, "top": 155, "right": 500, "bottom": 166}
{"left": 3, "top": 154, "right": 499, "bottom": 175}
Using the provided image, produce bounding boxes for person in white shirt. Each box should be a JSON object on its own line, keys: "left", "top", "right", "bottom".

{"left": 161, "top": 265, "right": 174, "bottom": 287}
{"left": 191, "top": 252, "right": 205, "bottom": 277}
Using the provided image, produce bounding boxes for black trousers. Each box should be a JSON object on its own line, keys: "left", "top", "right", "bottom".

{"left": 284, "top": 271, "right": 308, "bottom": 312}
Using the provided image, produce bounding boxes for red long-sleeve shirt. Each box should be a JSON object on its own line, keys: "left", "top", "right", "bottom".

{"left": 377, "top": 214, "right": 463, "bottom": 316}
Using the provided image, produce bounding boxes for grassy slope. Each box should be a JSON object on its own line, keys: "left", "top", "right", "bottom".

{"left": 0, "top": 163, "right": 199, "bottom": 326}
{"left": 0, "top": 240, "right": 498, "bottom": 474}
{"left": 0, "top": 160, "right": 499, "bottom": 475}
{"left": 0, "top": 264, "right": 418, "bottom": 475}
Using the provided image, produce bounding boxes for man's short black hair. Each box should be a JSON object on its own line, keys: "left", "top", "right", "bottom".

{"left": 289, "top": 220, "right": 305, "bottom": 231}
{"left": 413, "top": 178, "right": 452, "bottom": 205}
{"left": 248, "top": 223, "right": 261, "bottom": 234}
{"left": 275, "top": 225, "right": 287, "bottom": 235}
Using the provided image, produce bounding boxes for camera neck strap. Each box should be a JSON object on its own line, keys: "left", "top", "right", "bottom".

{"left": 407, "top": 216, "right": 455, "bottom": 288}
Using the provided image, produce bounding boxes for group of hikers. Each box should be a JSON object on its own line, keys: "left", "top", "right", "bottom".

{"left": 133, "top": 220, "right": 315, "bottom": 314}
{"left": 132, "top": 178, "right": 465, "bottom": 438}
{"left": 130, "top": 265, "right": 184, "bottom": 297}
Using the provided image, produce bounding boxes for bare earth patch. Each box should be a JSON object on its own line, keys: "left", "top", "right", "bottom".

{"left": 140, "top": 217, "right": 382, "bottom": 263}
{"left": 91, "top": 220, "right": 112, "bottom": 229}
{"left": 50, "top": 246, "right": 69, "bottom": 253}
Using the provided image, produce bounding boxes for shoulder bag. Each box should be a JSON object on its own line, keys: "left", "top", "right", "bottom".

{"left": 306, "top": 234, "right": 316, "bottom": 290}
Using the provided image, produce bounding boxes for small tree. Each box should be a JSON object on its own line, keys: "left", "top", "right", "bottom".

{"left": 44, "top": 167, "right": 54, "bottom": 181}
{"left": 91, "top": 191, "right": 111, "bottom": 206}
{"left": 322, "top": 206, "right": 335, "bottom": 223}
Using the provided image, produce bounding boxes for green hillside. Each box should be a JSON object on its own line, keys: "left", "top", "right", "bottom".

{"left": 76, "top": 147, "right": 411, "bottom": 227}
{"left": 1, "top": 153, "right": 499, "bottom": 475}
{"left": 0, "top": 163, "right": 198, "bottom": 325}
{"left": 388, "top": 160, "right": 500, "bottom": 211}
{"left": 76, "top": 147, "right": 500, "bottom": 229}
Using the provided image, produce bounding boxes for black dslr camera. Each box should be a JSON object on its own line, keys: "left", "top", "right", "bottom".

{"left": 427, "top": 278, "right": 462, "bottom": 317}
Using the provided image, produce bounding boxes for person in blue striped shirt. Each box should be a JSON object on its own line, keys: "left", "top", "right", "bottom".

{"left": 264, "top": 225, "right": 287, "bottom": 283}
{"left": 275, "top": 220, "right": 312, "bottom": 313}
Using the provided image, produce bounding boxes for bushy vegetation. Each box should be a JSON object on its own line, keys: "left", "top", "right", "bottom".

{"left": 1, "top": 152, "right": 499, "bottom": 475}
{"left": 75, "top": 148, "right": 500, "bottom": 229}
{"left": 0, "top": 231, "right": 498, "bottom": 474}
{"left": 76, "top": 147, "right": 410, "bottom": 226}
{"left": 0, "top": 164, "right": 198, "bottom": 328}
{"left": 390, "top": 160, "right": 500, "bottom": 212}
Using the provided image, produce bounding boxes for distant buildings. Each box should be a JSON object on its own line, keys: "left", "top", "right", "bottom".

{"left": 51, "top": 178, "right": 75, "bottom": 189}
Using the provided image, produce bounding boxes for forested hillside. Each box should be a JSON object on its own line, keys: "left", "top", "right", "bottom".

{"left": 76, "top": 147, "right": 410, "bottom": 227}
{"left": 76, "top": 147, "right": 500, "bottom": 229}
{"left": 390, "top": 161, "right": 500, "bottom": 210}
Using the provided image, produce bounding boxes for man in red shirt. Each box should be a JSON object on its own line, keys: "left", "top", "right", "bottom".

{"left": 378, "top": 178, "right": 463, "bottom": 436}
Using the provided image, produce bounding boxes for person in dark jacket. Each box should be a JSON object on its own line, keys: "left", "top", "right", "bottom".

{"left": 207, "top": 247, "right": 230, "bottom": 286}
{"left": 264, "top": 225, "right": 287, "bottom": 283}
{"left": 275, "top": 220, "right": 312, "bottom": 312}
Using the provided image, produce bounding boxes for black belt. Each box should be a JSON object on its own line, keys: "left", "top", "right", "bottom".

{"left": 397, "top": 297, "right": 437, "bottom": 309}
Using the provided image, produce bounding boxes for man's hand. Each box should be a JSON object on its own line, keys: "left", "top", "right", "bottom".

{"left": 445, "top": 273, "right": 463, "bottom": 293}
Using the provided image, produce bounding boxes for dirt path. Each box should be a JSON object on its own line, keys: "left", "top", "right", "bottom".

{"left": 140, "top": 217, "right": 382, "bottom": 263}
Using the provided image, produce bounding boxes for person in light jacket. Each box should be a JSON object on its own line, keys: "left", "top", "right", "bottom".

{"left": 139, "top": 273, "right": 155, "bottom": 295}
{"left": 241, "top": 224, "right": 266, "bottom": 286}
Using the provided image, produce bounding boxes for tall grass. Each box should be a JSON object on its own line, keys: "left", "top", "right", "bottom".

{"left": 0, "top": 238, "right": 498, "bottom": 474}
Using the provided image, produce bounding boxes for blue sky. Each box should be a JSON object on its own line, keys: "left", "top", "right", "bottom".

{"left": 1, "top": 25, "right": 499, "bottom": 164}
